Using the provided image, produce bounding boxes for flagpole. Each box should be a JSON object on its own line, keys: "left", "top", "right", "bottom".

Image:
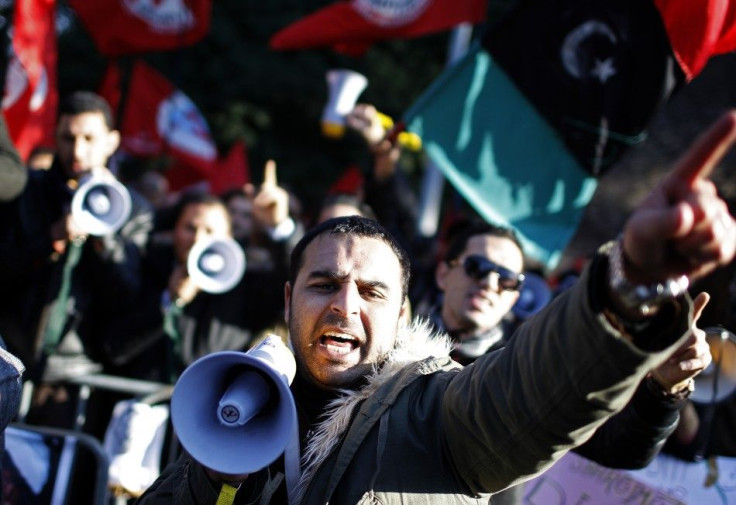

{"left": 416, "top": 23, "right": 474, "bottom": 238}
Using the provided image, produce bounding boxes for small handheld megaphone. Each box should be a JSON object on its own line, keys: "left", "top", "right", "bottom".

{"left": 322, "top": 69, "right": 368, "bottom": 138}
{"left": 71, "top": 173, "right": 132, "bottom": 236}
{"left": 187, "top": 236, "right": 246, "bottom": 294}
{"left": 170, "top": 336, "right": 298, "bottom": 475}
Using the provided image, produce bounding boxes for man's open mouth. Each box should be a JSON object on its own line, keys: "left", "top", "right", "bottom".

{"left": 319, "top": 333, "right": 360, "bottom": 355}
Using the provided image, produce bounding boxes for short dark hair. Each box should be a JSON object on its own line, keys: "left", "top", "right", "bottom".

{"left": 154, "top": 189, "right": 230, "bottom": 232}
{"left": 290, "top": 216, "right": 411, "bottom": 300}
{"left": 58, "top": 91, "right": 115, "bottom": 130}
{"left": 444, "top": 220, "right": 525, "bottom": 264}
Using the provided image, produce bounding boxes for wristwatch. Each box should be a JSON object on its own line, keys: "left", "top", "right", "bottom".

{"left": 645, "top": 374, "right": 694, "bottom": 403}
{"left": 608, "top": 238, "right": 689, "bottom": 317}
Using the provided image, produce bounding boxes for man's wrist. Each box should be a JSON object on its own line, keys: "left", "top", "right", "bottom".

{"left": 607, "top": 238, "right": 689, "bottom": 318}
{"left": 645, "top": 373, "right": 694, "bottom": 403}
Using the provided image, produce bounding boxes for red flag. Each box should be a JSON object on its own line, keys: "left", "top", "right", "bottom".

{"left": 97, "top": 61, "right": 123, "bottom": 119}
{"left": 68, "top": 0, "right": 212, "bottom": 57}
{"left": 2, "top": 0, "right": 58, "bottom": 162}
{"left": 328, "top": 164, "right": 364, "bottom": 195}
{"left": 120, "top": 60, "right": 216, "bottom": 175}
{"left": 209, "top": 140, "right": 250, "bottom": 195}
{"left": 164, "top": 157, "right": 209, "bottom": 192}
{"left": 654, "top": 0, "right": 736, "bottom": 80}
{"left": 270, "top": 0, "right": 487, "bottom": 53}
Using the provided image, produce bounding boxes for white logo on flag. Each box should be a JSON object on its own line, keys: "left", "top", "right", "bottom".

{"left": 2, "top": 50, "right": 47, "bottom": 111}
{"left": 2, "top": 52, "right": 28, "bottom": 110}
{"left": 122, "top": 0, "right": 195, "bottom": 33}
{"left": 352, "top": 0, "right": 430, "bottom": 28}
{"left": 156, "top": 91, "right": 216, "bottom": 161}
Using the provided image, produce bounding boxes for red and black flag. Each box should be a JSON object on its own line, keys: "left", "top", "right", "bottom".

{"left": 270, "top": 0, "right": 487, "bottom": 55}
{"left": 485, "top": 0, "right": 686, "bottom": 177}
{"left": 403, "top": 0, "right": 736, "bottom": 267}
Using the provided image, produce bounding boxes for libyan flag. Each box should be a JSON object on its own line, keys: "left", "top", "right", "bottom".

{"left": 404, "top": 0, "right": 691, "bottom": 268}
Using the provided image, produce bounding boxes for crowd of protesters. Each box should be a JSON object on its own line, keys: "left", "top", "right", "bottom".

{"left": 0, "top": 90, "right": 735, "bottom": 504}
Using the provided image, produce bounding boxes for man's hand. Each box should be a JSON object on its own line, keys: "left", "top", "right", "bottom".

{"left": 252, "top": 160, "right": 289, "bottom": 229}
{"left": 50, "top": 212, "right": 88, "bottom": 255}
{"left": 168, "top": 264, "right": 199, "bottom": 306}
{"left": 651, "top": 292, "right": 712, "bottom": 394}
{"left": 346, "top": 103, "right": 386, "bottom": 147}
{"left": 346, "top": 103, "right": 400, "bottom": 180}
{"left": 622, "top": 111, "right": 736, "bottom": 286}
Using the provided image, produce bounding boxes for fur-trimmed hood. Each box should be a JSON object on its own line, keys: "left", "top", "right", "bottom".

{"left": 294, "top": 318, "right": 453, "bottom": 501}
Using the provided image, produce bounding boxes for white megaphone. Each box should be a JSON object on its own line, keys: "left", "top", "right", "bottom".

{"left": 71, "top": 173, "right": 132, "bottom": 236}
{"left": 321, "top": 69, "right": 368, "bottom": 138}
{"left": 170, "top": 336, "right": 298, "bottom": 475}
{"left": 187, "top": 236, "right": 246, "bottom": 294}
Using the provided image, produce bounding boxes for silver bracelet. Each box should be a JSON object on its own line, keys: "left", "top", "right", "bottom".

{"left": 608, "top": 238, "right": 689, "bottom": 317}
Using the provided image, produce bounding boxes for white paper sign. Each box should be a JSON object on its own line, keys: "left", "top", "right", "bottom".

{"left": 629, "top": 453, "right": 736, "bottom": 505}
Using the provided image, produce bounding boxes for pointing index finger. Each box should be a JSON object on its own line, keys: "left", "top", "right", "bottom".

{"left": 263, "top": 159, "right": 277, "bottom": 187}
{"left": 665, "top": 110, "right": 736, "bottom": 193}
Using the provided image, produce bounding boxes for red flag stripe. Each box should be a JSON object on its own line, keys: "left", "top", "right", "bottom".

{"left": 270, "top": 0, "right": 486, "bottom": 52}
{"left": 68, "top": 0, "right": 212, "bottom": 57}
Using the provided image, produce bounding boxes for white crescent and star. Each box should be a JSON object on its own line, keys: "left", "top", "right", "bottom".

{"left": 561, "top": 20, "right": 618, "bottom": 84}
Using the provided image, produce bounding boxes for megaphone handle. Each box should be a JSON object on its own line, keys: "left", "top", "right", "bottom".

{"left": 384, "top": 120, "right": 406, "bottom": 146}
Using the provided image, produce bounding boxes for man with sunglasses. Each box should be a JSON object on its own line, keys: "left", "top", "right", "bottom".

{"left": 432, "top": 221, "right": 526, "bottom": 364}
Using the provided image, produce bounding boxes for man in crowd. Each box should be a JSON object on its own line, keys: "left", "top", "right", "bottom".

{"left": 138, "top": 110, "right": 736, "bottom": 504}
{"left": 0, "top": 91, "right": 153, "bottom": 430}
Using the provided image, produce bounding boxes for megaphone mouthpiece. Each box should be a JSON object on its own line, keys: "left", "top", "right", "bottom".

{"left": 171, "top": 336, "right": 298, "bottom": 475}
{"left": 218, "top": 370, "right": 271, "bottom": 427}
{"left": 187, "top": 237, "right": 246, "bottom": 293}
{"left": 86, "top": 188, "right": 112, "bottom": 215}
{"left": 71, "top": 174, "right": 132, "bottom": 236}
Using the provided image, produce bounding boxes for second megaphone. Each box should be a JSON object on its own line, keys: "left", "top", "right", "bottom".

{"left": 170, "top": 335, "right": 298, "bottom": 475}
{"left": 187, "top": 236, "right": 246, "bottom": 294}
{"left": 71, "top": 173, "right": 132, "bottom": 236}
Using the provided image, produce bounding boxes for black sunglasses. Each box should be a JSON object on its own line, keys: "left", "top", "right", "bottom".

{"left": 455, "top": 255, "right": 525, "bottom": 291}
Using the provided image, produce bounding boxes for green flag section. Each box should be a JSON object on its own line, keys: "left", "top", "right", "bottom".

{"left": 405, "top": 44, "right": 598, "bottom": 269}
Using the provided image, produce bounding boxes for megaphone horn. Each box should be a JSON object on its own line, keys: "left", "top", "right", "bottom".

{"left": 322, "top": 69, "right": 368, "bottom": 139}
{"left": 187, "top": 236, "right": 246, "bottom": 294}
{"left": 71, "top": 174, "right": 132, "bottom": 236}
{"left": 170, "top": 336, "right": 298, "bottom": 475}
